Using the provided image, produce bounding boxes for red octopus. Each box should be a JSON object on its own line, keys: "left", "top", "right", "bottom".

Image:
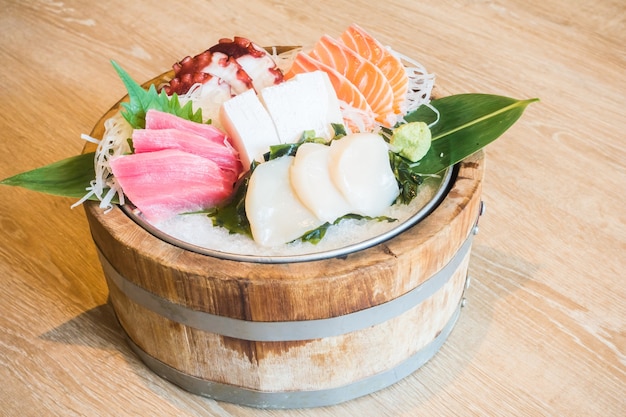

{"left": 162, "top": 37, "right": 284, "bottom": 96}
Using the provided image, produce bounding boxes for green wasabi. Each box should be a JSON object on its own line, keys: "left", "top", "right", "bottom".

{"left": 390, "top": 122, "right": 432, "bottom": 162}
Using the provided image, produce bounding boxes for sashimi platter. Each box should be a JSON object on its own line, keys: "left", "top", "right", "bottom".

{"left": 3, "top": 25, "right": 534, "bottom": 260}
{"left": 2, "top": 25, "right": 537, "bottom": 407}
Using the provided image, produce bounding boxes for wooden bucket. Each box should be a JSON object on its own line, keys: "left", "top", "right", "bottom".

{"left": 84, "top": 82, "right": 485, "bottom": 409}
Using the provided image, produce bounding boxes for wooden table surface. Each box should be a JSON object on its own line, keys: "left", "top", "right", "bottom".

{"left": 1, "top": 0, "right": 624, "bottom": 415}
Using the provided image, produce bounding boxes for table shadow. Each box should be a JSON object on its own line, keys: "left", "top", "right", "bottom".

{"left": 38, "top": 300, "right": 126, "bottom": 351}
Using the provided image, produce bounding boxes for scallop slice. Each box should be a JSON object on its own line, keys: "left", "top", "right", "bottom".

{"left": 290, "top": 143, "right": 352, "bottom": 223}
{"left": 245, "top": 155, "right": 323, "bottom": 247}
{"left": 328, "top": 133, "right": 399, "bottom": 217}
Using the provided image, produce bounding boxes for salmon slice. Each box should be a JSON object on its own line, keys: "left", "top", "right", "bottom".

{"left": 340, "top": 25, "right": 409, "bottom": 115}
{"left": 285, "top": 52, "right": 376, "bottom": 131}
{"left": 310, "top": 35, "right": 395, "bottom": 126}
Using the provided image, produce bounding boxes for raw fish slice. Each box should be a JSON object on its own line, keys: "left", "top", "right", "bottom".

{"left": 289, "top": 142, "right": 352, "bottom": 223}
{"left": 328, "top": 133, "right": 399, "bottom": 217}
{"left": 199, "top": 51, "right": 253, "bottom": 95}
{"left": 310, "top": 35, "right": 395, "bottom": 126}
{"left": 245, "top": 156, "right": 323, "bottom": 246}
{"left": 237, "top": 53, "right": 281, "bottom": 91}
{"left": 145, "top": 109, "right": 230, "bottom": 145}
{"left": 340, "top": 24, "right": 409, "bottom": 114}
{"left": 208, "top": 36, "right": 284, "bottom": 92}
{"left": 131, "top": 128, "right": 242, "bottom": 182}
{"left": 110, "top": 149, "right": 232, "bottom": 221}
{"left": 259, "top": 71, "right": 344, "bottom": 144}
{"left": 219, "top": 89, "right": 281, "bottom": 169}
{"left": 285, "top": 53, "right": 372, "bottom": 116}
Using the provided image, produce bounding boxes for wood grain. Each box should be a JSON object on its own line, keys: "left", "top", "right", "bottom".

{"left": 1, "top": 0, "right": 624, "bottom": 415}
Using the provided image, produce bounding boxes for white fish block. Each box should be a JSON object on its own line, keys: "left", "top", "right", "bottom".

{"left": 220, "top": 89, "right": 281, "bottom": 169}
{"left": 260, "top": 71, "right": 344, "bottom": 144}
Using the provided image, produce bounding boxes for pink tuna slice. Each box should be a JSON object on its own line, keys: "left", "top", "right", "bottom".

{"left": 131, "top": 128, "right": 242, "bottom": 184}
{"left": 109, "top": 149, "right": 233, "bottom": 222}
{"left": 145, "top": 109, "right": 231, "bottom": 145}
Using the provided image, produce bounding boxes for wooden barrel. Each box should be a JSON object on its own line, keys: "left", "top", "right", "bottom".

{"left": 83, "top": 78, "right": 485, "bottom": 409}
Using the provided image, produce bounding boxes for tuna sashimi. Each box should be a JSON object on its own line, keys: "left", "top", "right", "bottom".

{"left": 310, "top": 35, "right": 395, "bottom": 126}
{"left": 131, "top": 128, "right": 242, "bottom": 182}
{"left": 340, "top": 25, "right": 409, "bottom": 115}
{"left": 145, "top": 109, "right": 230, "bottom": 145}
{"left": 109, "top": 149, "right": 233, "bottom": 221}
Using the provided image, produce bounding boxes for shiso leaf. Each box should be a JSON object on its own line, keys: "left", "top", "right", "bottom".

{"left": 110, "top": 60, "right": 204, "bottom": 129}
{"left": 403, "top": 94, "right": 539, "bottom": 175}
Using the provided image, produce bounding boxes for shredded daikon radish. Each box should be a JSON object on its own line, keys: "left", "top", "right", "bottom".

{"left": 80, "top": 133, "right": 101, "bottom": 144}
{"left": 269, "top": 46, "right": 301, "bottom": 74}
{"left": 388, "top": 48, "right": 436, "bottom": 115}
{"left": 179, "top": 79, "right": 232, "bottom": 128}
{"left": 424, "top": 102, "right": 441, "bottom": 128}
{"left": 339, "top": 100, "right": 379, "bottom": 134}
{"left": 73, "top": 112, "right": 132, "bottom": 211}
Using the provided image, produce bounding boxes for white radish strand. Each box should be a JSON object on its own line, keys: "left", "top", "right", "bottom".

{"left": 269, "top": 46, "right": 302, "bottom": 74}
{"left": 73, "top": 112, "right": 131, "bottom": 211}
{"left": 388, "top": 48, "right": 436, "bottom": 115}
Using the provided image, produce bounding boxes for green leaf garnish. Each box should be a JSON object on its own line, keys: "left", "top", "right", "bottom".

{"left": 331, "top": 123, "right": 347, "bottom": 138}
{"left": 264, "top": 143, "right": 301, "bottom": 160}
{"left": 297, "top": 214, "right": 397, "bottom": 245}
{"left": 110, "top": 60, "right": 204, "bottom": 129}
{"left": 403, "top": 94, "right": 539, "bottom": 175}
{"left": 263, "top": 125, "right": 348, "bottom": 161}
{"left": 389, "top": 152, "right": 425, "bottom": 205}
{"left": 0, "top": 152, "right": 99, "bottom": 199}
{"left": 205, "top": 173, "right": 253, "bottom": 237}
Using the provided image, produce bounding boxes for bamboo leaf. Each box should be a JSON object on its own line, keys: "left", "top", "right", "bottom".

{"left": 0, "top": 152, "right": 97, "bottom": 199}
{"left": 404, "top": 94, "right": 539, "bottom": 174}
